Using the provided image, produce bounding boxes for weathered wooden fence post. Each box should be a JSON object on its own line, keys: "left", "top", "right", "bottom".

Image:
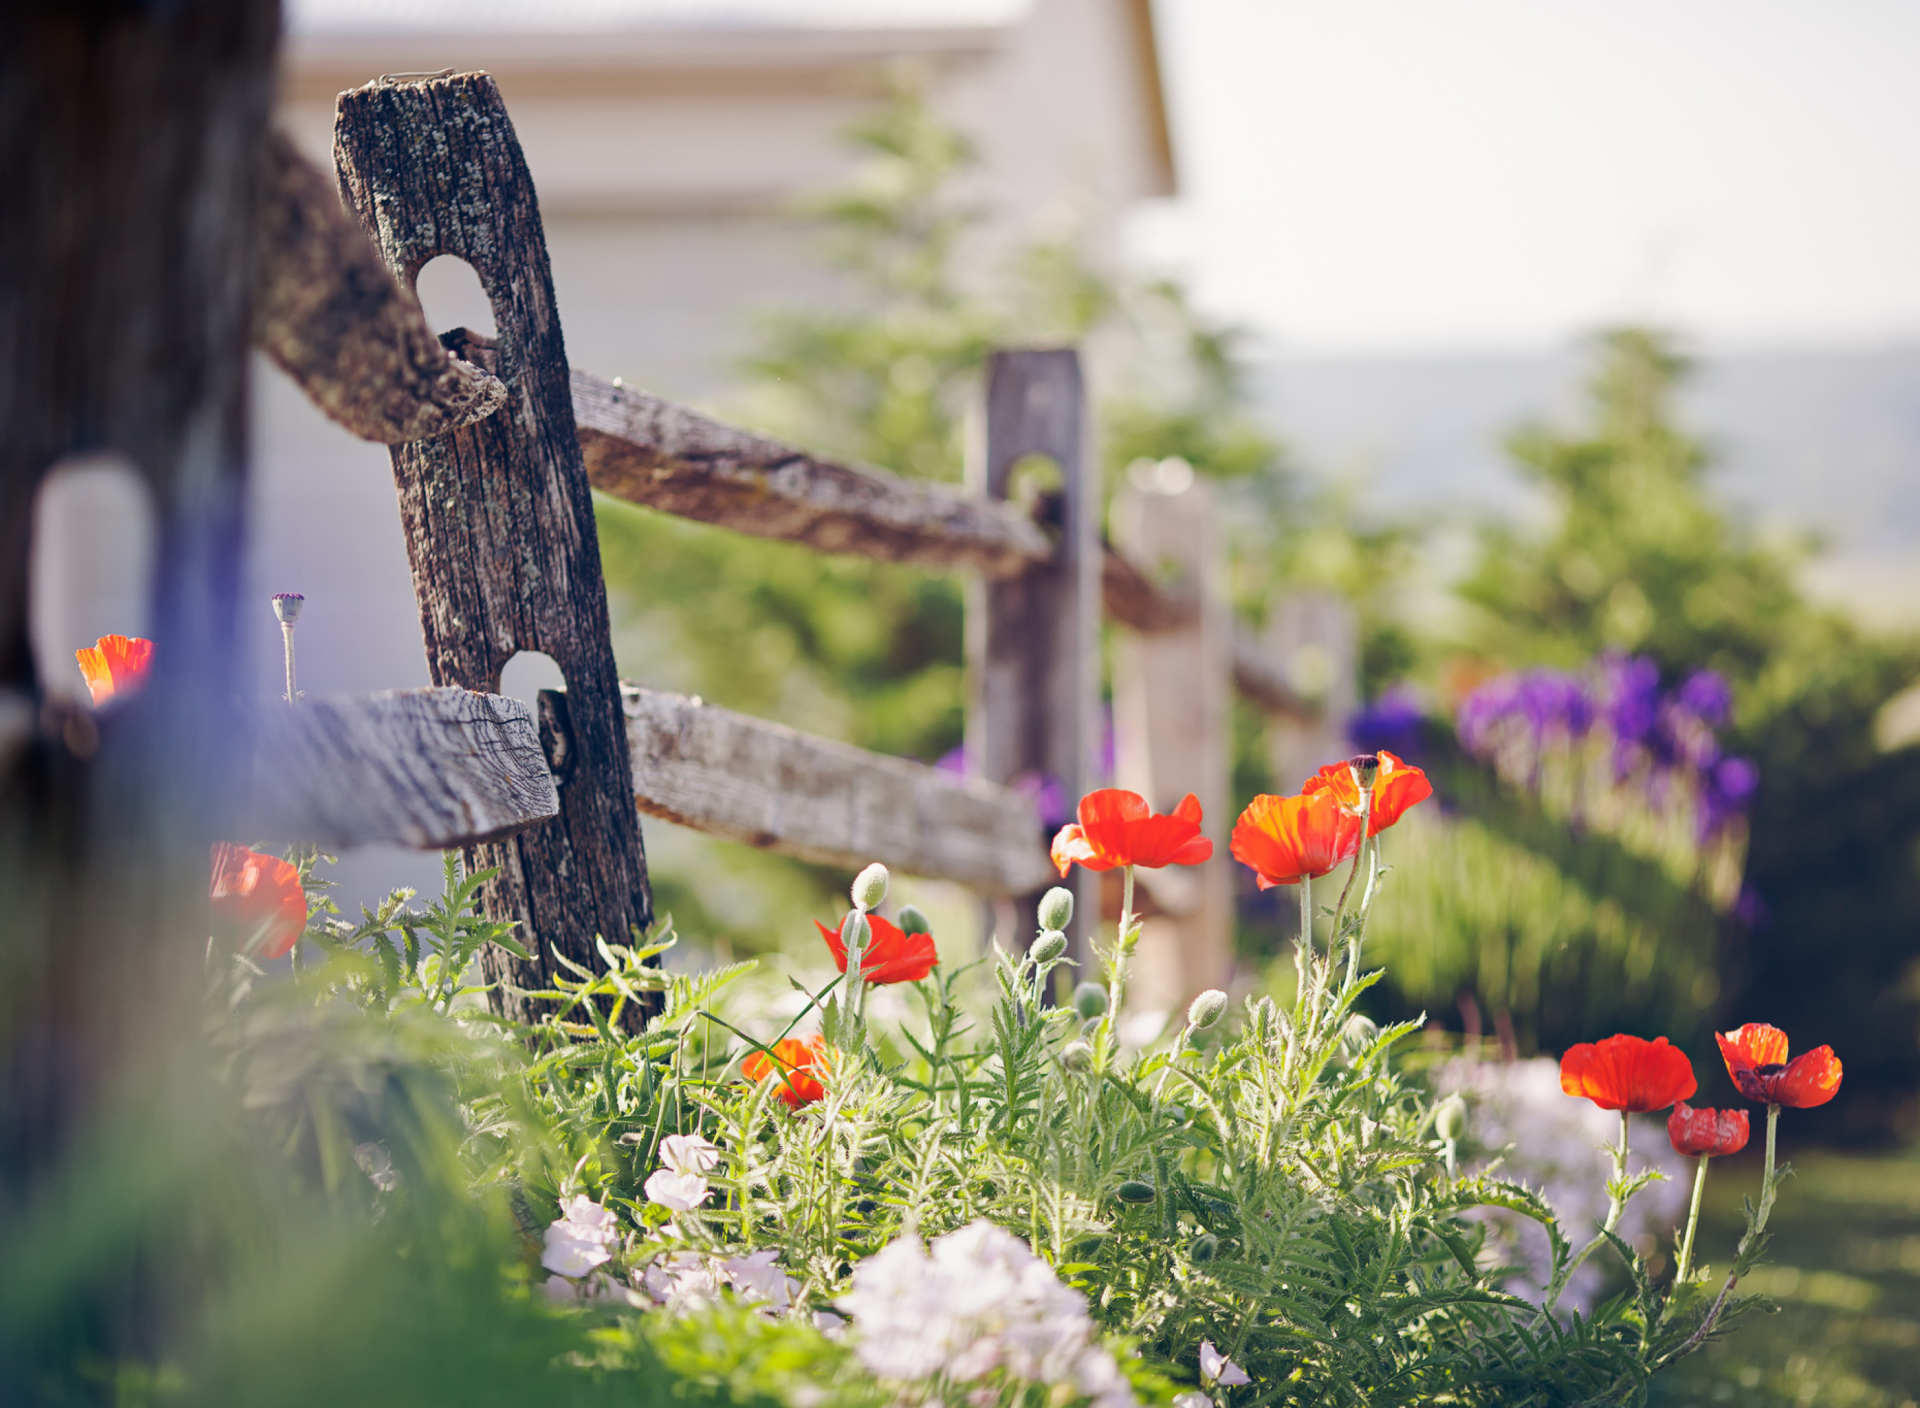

{"left": 1111, "top": 475, "right": 1234, "bottom": 1012}
{"left": 333, "top": 74, "right": 652, "bottom": 1023}
{"left": 967, "top": 350, "right": 1100, "bottom": 961}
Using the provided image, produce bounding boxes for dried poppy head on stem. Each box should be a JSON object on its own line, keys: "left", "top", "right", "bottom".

{"left": 1559, "top": 1033, "right": 1697, "bottom": 1113}
{"left": 743, "top": 1035, "right": 828, "bottom": 1109}
{"left": 1302, "top": 750, "right": 1433, "bottom": 836}
{"left": 1228, "top": 790, "right": 1362, "bottom": 889}
{"left": 208, "top": 842, "right": 307, "bottom": 960}
{"left": 75, "top": 633, "right": 154, "bottom": 707}
{"left": 814, "top": 911, "right": 937, "bottom": 985}
{"left": 1667, "top": 1101, "right": 1750, "bottom": 1157}
{"left": 1715, "top": 1023, "right": 1843, "bottom": 1108}
{"left": 1049, "top": 788, "right": 1212, "bottom": 878}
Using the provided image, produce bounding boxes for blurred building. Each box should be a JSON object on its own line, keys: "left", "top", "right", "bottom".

{"left": 249, "top": 0, "right": 1176, "bottom": 902}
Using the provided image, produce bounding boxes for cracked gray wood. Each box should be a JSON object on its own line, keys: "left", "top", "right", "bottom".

{"left": 242, "top": 688, "right": 558, "bottom": 850}
{"left": 334, "top": 73, "right": 652, "bottom": 1027}
{"left": 255, "top": 129, "right": 505, "bottom": 444}
{"left": 625, "top": 684, "right": 1053, "bottom": 895}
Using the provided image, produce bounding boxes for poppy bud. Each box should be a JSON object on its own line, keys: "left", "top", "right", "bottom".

{"left": 1030, "top": 930, "right": 1068, "bottom": 965}
{"left": 1037, "top": 886, "right": 1075, "bottom": 932}
{"left": 1116, "top": 1179, "right": 1156, "bottom": 1204}
{"left": 1060, "top": 1039, "right": 1093, "bottom": 1072}
{"left": 896, "top": 904, "right": 932, "bottom": 936}
{"left": 851, "top": 863, "right": 890, "bottom": 912}
{"left": 840, "top": 911, "right": 870, "bottom": 953}
{"left": 1341, "top": 1013, "right": 1380, "bottom": 1055}
{"left": 1435, "top": 1093, "right": 1468, "bottom": 1143}
{"left": 1187, "top": 989, "right": 1229, "bottom": 1031}
{"left": 1190, "top": 1233, "right": 1220, "bottom": 1264}
{"left": 1073, "top": 982, "right": 1108, "bottom": 1019}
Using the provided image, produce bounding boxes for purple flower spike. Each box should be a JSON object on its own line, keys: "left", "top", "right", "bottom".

{"left": 1350, "top": 686, "right": 1427, "bottom": 762}
{"left": 1713, "top": 756, "right": 1759, "bottom": 803}
{"left": 1676, "top": 670, "right": 1734, "bottom": 727}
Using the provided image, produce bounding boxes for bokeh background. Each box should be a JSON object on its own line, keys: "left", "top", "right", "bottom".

{"left": 50, "top": 5, "right": 1913, "bottom": 1398}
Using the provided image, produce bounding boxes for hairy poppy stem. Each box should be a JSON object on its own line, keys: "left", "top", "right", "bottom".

{"left": 1106, "top": 865, "right": 1136, "bottom": 1045}
{"left": 1675, "top": 1155, "right": 1709, "bottom": 1284}
{"left": 1675, "top": 1104, "right": 1780, "bottom": 1359}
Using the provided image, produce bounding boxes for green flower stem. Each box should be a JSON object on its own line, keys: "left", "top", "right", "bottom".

{"left": 1554, "top": 1110, "right": 1632, "bottom": 1308}
{"left": 1678, "top": 1104, "right": 1780, "bottom": 1356}
{"left": 1105, "top": 864, "right": 1137, "bottom": 1042}
{"left": 1675, "top": 1155, "right": 1710, "bottom": 1284}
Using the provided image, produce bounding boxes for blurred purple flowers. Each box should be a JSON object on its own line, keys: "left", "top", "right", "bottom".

{"left": 1454, "top": 653, "right": 1757, "bottom": 845}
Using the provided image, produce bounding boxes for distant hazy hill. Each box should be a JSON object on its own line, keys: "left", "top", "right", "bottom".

{"left": 1251, "top": 345, "right": 1920, "bottom": 627}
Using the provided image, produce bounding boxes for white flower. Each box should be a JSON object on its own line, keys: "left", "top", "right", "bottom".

{"left": 658, "top": 1132, "right": 721, "bottom": 1176}
{"left": 541, "top": 1195, "right": 620, "bottom": 1278}
{"left": 642, "top": 1251, "right": 725, "bottom": 1311}
{"left": 813, "top": 1309, "right": 848, "bottom": 1338}
{"left": 544, "top": 1274, "right": 579, "bottom": 1305}
{"left": 724, "top": 1249, "right": 798, "bottom": 1312}
{"left": 353, "top": 1142, "right": 399, "bottom": 1192}
{"left": 835, "top": 1220, "right": 1135, "bottom": 1407}
{"left": 1172, "top": 1394, "right": 1214, "bottom": 1408}
{"left": 644, "top": 1168, "right": 712, "bottom": 1212}
{"left": 1199, "top": 1341, "right": 1249, "bottom": 1387}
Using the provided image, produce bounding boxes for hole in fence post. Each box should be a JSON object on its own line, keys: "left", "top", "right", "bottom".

{"left": 28, "top": 453, "right": 157, "bottom": 704}
{"left": 414, "top": 253, "right": 498, "bottom": 339}
{"left": 499, "top": 650, "right": 571, "bottom": 781}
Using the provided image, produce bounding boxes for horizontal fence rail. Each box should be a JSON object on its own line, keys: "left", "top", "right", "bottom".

{"left": 572, "top": 369, "right": 1319, "bottom": 724}
{"left": 622, "top": 683, "right": 1055, "bottom": 895}
{"left": 241, "top": 687, "right": 559, "bottom": 849}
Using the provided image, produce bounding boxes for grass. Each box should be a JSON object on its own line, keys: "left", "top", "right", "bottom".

{"left": 1650, "top": 1138, "right": 1920, "bottom": 1408}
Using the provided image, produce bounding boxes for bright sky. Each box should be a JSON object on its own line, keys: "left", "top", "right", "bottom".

{"left": 1130, "top": 0, "right": 1920, "bottom": 354}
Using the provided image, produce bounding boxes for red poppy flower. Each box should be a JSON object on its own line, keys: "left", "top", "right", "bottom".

{"left": 208, "top": 842, "right": 307, "bottom": 960}
{"left": 1049, "top": 789, "right": 1213, "bottom": 878}
{"left": 1559, "top": 1033, "right": 1698, "bottom": 1113}
{"left": 1667, "top": 1101, "right": 1750, "bottom": 1157}
{"left": 1228, "top": 791, "right": 1363, "bottom": 889}
{"left": 1302, "top": 751, "right": 1433, "bottom": 836}
{"left": 814, "top": 912, "right": 938, "bottom": 985}
{"left": 75, "top": 634, "right": 154, "bottom": 707}
{"left": 743, "top": 1036, "right": 828, "bottom": 1109}
{"left": 1715, "top": 1022, "right": 1843, "bottom": 1108}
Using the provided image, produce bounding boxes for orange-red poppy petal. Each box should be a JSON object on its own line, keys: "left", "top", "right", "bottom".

{"left": 1050, "top": 789, "right": 1212, "bottom": 875}
{"left": 1716, "top": 1023, "right": 1791, "bottom": 1080}
{"left": 1667, "top": 1101, "right": 1750, "bottom": 1157}
{"left": 815, "top": 913, "right": 938, "bottom": 985}
{"left": 1560, "top": 1033, "right": 1697, "bottom": 1113}
{"left": 1229, "top": 792, "right": 1362, "bottom": 889}
{"left": 76, "top": 633, "right": 154, "bottom": 706}
{"left": 743, "top": 1036, "right": 827, "bottom": 1109}
{"left": 1771, "top": 1047, "right": 1843, "bottom": 1108}
{"left": 208, "top": 841, "right": 307, "bottom": 960}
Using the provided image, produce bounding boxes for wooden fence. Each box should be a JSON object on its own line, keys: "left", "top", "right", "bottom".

{"left": 232, "top": 70, "right": 1349, "bottom": 1019}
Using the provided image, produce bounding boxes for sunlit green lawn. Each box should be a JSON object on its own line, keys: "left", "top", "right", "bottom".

{"left": 1651, "top": 1140, "right": 1920, "bottom": 1407}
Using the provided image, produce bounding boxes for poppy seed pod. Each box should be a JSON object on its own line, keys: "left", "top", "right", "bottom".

{"left": 896, "top": 904, "right": 932, "bottom": 936}
{"left": 1037, "top": 886, "right": 1075, "bottom": 932}
{"left": 1348, "top": 753, "right": 1380, "bottom": 791}
{"left": 1073, "top": 982, "right": 1109, "bottom": 1019}
{"left": 1116, "top": 1179, "right": 1156, "bottom": 1204}
{"left": 1190, "top": 1233, "right": 1220, "bottom": 1264}
{"left": 1187, "top": 989, "right": 1229, "bottom": 1031}
{"left": 1435, "top": 1093, "right": 1468, "bottom": 1143}
{"left": 1030, "top": 930, "right": 1068, "bottom": 965}
{"left": 271, "top": 591, "right": 305, "bottom": 625}
{"left": 1060, "top": 1039, "right": 1093, "bottom": 1072}
{"left": 851, "top": 863, "right": 890, "bottom": 912}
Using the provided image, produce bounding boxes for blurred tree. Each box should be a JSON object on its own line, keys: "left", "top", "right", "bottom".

{"left": 1383, "top": 328, "right": 1920, "bottom": 1139}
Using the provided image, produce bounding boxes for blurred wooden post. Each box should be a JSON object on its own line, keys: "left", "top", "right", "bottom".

{"left": 1111, "top": 475, "right": 1233, "bottom": 1014}
{"left": 967, "top": 350, "right": 1099, "bottom": 963}
{"left": 334, "top": 74, "right": 652, "bottom": 1025}
{"left": 1263, "top": 590, "right": 1358, "bottom": 794}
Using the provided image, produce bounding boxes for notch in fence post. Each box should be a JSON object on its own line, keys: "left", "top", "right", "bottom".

{"left": 333, "top": 73, "right": 652, "bottom": 1026}
{"left": 1111, "top": 476, "right": 1233, "bottom": 1013}
{"left": 966, "top": 349, "right": 1100, "bottom": 965}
